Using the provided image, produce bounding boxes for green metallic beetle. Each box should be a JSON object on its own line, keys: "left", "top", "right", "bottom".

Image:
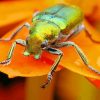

{"left": 0, "top": 4, "right": 100, "bottom": 88}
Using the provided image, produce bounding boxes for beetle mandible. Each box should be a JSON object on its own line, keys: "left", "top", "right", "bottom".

{"left": 0, "top": 4, "right": 100, "bottom": 88}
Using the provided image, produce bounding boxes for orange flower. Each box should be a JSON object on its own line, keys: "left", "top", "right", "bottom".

{"left": 0, "top": 1, "right": 100, "bottom": 87}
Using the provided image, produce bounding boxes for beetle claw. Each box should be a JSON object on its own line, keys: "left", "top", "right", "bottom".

{"left": 41, "top": 72, "right": 53, "bottom": 88}
{"left": 0, "top": 59, "right": 11, "bottom": 66}
{"left": 40, "top": 81, "right": 48, "bottom": 88}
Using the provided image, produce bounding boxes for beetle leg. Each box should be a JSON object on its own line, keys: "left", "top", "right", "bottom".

{"left": 41, "top": 48, "right": 63, "bottom": 88}
{"left": 65, "top": 23, "right": 100, "bottom": 43}
{"left": 65, "top": 24, "right": 84, "bottom": 40}
{"left": 55, "top": 41, "right": 100, "bottom": 74}
{"left": 84, "top": 26, "right": 100, "bottom": 43}
{"left": 0, "top": 23, "right": 30, "bottom": 41}
{"left": 0, "top": 39, "right": 26, "bottom": 65}
{"left": 33, "top": 11, "right": 40, "bottom": 17}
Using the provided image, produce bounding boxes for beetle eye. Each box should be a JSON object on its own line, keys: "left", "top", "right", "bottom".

{"left": 41, "top": 41, "right": 48, "bottom": 48}
{"left": 41, "top": 43, "right": 46, "bottom": 48}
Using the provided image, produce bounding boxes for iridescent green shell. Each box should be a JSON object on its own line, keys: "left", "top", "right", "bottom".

{"left": 26, "top": 4, "right": 83, "bottom": 56}
{"left": 32, "top": 4, "right": 83, "bottom": 34}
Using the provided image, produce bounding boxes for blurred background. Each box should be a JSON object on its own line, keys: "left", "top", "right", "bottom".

{"left": 0, "top": 0, "right": 100, "bottom": 100}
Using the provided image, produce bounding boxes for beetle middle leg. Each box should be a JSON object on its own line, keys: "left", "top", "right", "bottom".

{"left": 41, "top": 48, "right": 63, "bottom": 88}
{"left": 0, "top": 39, "right": 26, "bottom": 65}
{"left": 0, "top": 23, "right": 30, "bottom": 41}
{"left": 55, "top": 41, "right": 100, "bottom": 74}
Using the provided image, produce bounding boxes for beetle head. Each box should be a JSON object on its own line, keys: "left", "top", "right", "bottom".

{"left": 23, "top": 36, "right": 43, "bottom": 59}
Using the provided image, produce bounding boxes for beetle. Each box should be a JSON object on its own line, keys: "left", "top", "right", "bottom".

{"left": 0, "top": 4, "right": 100, "bottom": 88}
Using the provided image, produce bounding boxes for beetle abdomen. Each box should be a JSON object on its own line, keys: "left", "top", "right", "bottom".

{"left": 32, "top": 4, "right": 83, "bottom": 34}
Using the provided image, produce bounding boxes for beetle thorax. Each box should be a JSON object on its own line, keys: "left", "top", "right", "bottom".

{"left": 24, "top": 20, "right": 60, "bottom": 58}
{"left": 31, "top": 20, "right": 60, "bottom": 41}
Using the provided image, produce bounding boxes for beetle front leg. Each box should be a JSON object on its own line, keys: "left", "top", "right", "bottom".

{"left": 0, "top": 39, "right": 26, "bottom": 65}
{"left": 0, "top": 23, "right": 30, "bottom": 41}
{"left": 41, "top": 48, "right": 63, "bottom": 88}
{"left": 55, "top": 41, "right": 100, "bottom": 74}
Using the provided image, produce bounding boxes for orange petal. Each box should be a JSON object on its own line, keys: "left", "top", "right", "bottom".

{"left": 0, "top": 1, "right": 33, "bottom": 27}
{"left": 0, "top": 1, "right": 47, "bottom": 36}
{"left": 88, "top": 1, "right": 100, "bottom": 22}
{"left": 87, "top": 78, "right": 100, "bottom": 88}
{"left": 84, "top": 20, "right": 100, "bottom": 43}
{"left": 0, "top": 1, "right": 52, "bottom": 28}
